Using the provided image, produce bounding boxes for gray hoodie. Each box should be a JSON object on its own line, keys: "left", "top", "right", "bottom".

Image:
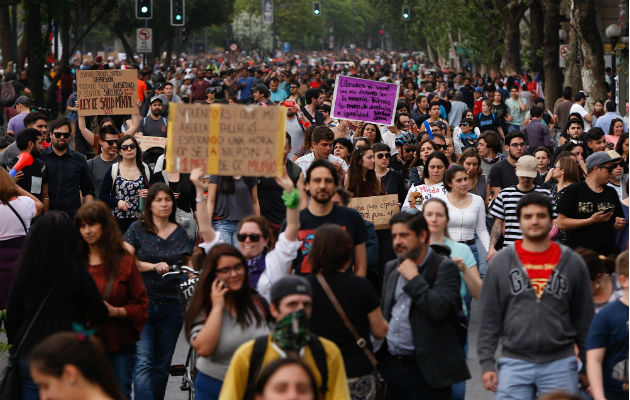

{"left": 477, "top": 242, "right": 594, "bottom": 374}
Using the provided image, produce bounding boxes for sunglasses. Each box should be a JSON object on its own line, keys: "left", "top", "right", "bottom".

{"left": 52, "top": 131, "right": 71, "bottom": 139}
{"left": 460, "top": 123, "right": 469, "bottom": 127}
{"left": 120, "top": 144, "right": 137, "bottom": 151}
{"left": 403, "top": 147, "right": 415, "bottom": 153}
{"left": 376, "top": 153, "right": 391, "bottom": 159}
{"left": 601, "top": 163, "right": 621, "bottom": 172}
{"left": 290, "top": 86, "right": 298, "bottom": 89}
{"left": 104, "top": 140, "right": 118, "bottom": 147}
{"left": 236, "top": 233, "right": 262, "bottom": 242}
{"left": 437, "top": 144, "right": 448, "bottom": 150}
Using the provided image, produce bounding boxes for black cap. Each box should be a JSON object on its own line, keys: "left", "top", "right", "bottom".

{"left": 270, "top": 276, "right": 312, "bottom": 304}
{"left": 575, "top": 90, "right": 588, "bottom": 101}
{"left": 13, "top": 95, "right": 31, "bottom": 107}
{"left": 155, "top": 82, "right": 165, "bottom": 90}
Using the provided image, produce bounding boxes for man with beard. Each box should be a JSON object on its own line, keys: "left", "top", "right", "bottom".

{"left": 378, "top": 211, "right": 469, "bottom": 399}
{"left": 0, "top": 111, "right": 48, "bottom": 164}
{"left": 281, "top": 99, "right": 305, "bottom": 159}
{"left": 286, "top": 159, "right": 367, "bottom": 277}
{"left": 478, "top": 193, "right": 593, "bottom": 399}
{"left": 86, "top": 125, "right": 119, "bottom": 198}
{"left": 137, "top": 96, "right": 168, "bottom": 165}
{"left": 552, "top": 118, "right": 585, "bottom": 163}
{"left": 40, "top": 118, "right": 94, "bottom": 217}
{"left": 4, "top": 128, "right": 48, "bottom": 210}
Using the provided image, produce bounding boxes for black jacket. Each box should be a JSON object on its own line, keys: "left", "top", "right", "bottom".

{"left": 380, "top": 249, "right": 470, "bottom": 388}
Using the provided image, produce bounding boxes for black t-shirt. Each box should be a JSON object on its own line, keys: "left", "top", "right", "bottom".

{"left": 490, "top": 103, "right": 508, "bottom": 124}
{"left": 307, "top": 272, "right": 379, "bottom": 378}
{"left": 389, "top": 155, "right": 412, "bottom": 181}
{"left": 476, "top": 112, "right": 499, "bottom": 133}
{"left": 300, "top": 105, "right": 324, "bottom": 126}
{"left": 152, "top": 171, "right": 196, "bottom": 213}
{"left": 286, "top": 204, "right": 367, "bottom": 274}
{"left": 382, "top": 168, "right": 407, "bottom": 205}
{"left": 5, "top": 157, "right": 48, "bottom": 200}
{"left": 488, "top": 159, "right": 543, "bottom": 189}
{"left": 258, "top": 160, "right": 302, "bottom": 225}
{"left": 556, "top": 181, "right": 624, "bottom": 256}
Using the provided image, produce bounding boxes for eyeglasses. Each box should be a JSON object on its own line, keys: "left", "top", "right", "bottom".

{"left": 376, "top": 153, "right": 391, "bottom": 159}
{"left": 52, "top": 131, "right": 71, "bottom": 139}
{"left": 120, "top": 144, "right": 137, "bottom": 151}
{"left": 236, "top": 233, "right": 262, "bottom": 242}
{"left": 216, "top": 263, "right": 245, "bottom": 275}
{"left": 104, "top": 140, "right": 117, "bottom": 147}
{"left": 509, "top": 143, "right": 526, "bottom": 148}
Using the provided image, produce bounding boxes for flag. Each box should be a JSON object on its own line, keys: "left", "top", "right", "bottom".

{"left": 533, "top": 72, "right": 544, "bottom": 99}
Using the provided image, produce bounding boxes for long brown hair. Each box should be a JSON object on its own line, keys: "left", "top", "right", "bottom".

{"left": 458, "top": 147, "right": 483, "bottom": 180}
{"left": 347, "top": 145, "right": 383, "bottom": 196}
{"left": 184, "top": 244, "right": 265, "bottom": 340}
{"left": 74, "top": 201, "right": 126, "bottom": 278}
{"left": 141, "top": 183, "right": 177, "bottom": 234}
{"left": 238, "top": 215, "right": 275, "bottom": 252}
{"left": 310, "top": 224, "right": 353, "bottom": 274}
{"left": 0, "top": 168, "right": 19, "bottom": 204}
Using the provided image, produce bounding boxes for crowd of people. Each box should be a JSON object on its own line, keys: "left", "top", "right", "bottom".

{"left": 0, "top": 51, "right": 628, "bottom": 400}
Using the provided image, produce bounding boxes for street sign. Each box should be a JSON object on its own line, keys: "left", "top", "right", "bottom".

{"left": 137, "top": 28, "right": 152, "bottom": 53}
{"left": 229, "top": 43, "right": 238, "bottom": 52}
{"left": 559, "top": 44, "right": 569, "bottom": 68}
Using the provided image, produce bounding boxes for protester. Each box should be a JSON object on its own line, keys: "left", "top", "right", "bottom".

{"left": 409, "top": 138, "right": 438, "bottom": 186}
{"left": 252, "top": 358, "right": 319, "bottom": 400}
{"left": 458, "top": 148, "right": 490, "bottom": 204}
{"left": 402, "top": 151, "right": 448, "bottom": 211}
{"left": 344, "top": 145, "right": 384, "bottom": 197}
{"left": 373, "top": 143, "right": 407, "bottom": 205}
{"left": 75, "top": 201, "right": 149, "bottom": 399}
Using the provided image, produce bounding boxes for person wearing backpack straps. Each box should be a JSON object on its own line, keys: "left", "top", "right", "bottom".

{"left": 99, "top": 135, "right": 152, "bottom": 233}
{"left": 377, "top": 211, "right": 470, "bottom": 400}
{"left": 219, "top": 276, "right": 351, "bottom": 400}
{"left": 5, "top": 96, "right": 31, "bottom": 138}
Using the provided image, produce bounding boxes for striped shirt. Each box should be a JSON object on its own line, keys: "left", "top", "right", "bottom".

{"left": 490, "top": 185, "right": 555, "bottom": 245}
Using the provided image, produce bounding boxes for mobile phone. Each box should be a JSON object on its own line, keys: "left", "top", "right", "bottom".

{"left": 218, "top": 279, "right": 228, "bottom": 289}
{"left": 603, "top": 206, "right": 615, "bottom": 213}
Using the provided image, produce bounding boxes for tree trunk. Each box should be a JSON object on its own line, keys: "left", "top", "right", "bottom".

{"left": 25, "top": 0, "right": 46, "bottom": 105}
{"left": 543, "top": 0, "right": 562, "bottom": 108}
{"left": 529, "top": 0, "right": 544, "bottom": 73}
{"left": 491, "top": 51, "right": 502, "bottom": 75}
{"left": 0, "top": 6, "right": 12, "bottom": 69}
{"left": 425, "top": 36, "right": 434, "bottom": 63}
{"left": 497, "top": 0, "right": 527, "bottom": 74}
{"left": 571, "top": 0, "right": 607, "bottom": 105}
{"left": 113, "top": 27, "right": 135, "bottom": 64}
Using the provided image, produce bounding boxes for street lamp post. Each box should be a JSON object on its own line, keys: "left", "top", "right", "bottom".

{"left": 606, "top": 23, "right": 621, "bottom": 113}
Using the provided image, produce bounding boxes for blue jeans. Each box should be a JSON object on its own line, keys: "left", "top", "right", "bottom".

{"left": 18, "top": 358, "right": 39, "bottom": 400}
{"left": 470, "top": 239, "right": 488, "bottom": 280}
{"left": 108, "top": 350, "right": 135, "bottom": 400}
{"left": 380, "top": 354, "right": 451, "bottom": 400}
{"left": 450, "top": 340, "right": 468, "bottom": 400}
{"left": 496, "top": 356, "right": 578, "bottom": 399}
{"left": 507, "top": 124, "right": 522, "bottom": 134}
{"left": 133, "top": 302, "right": 183, "bottom": 400}
{"left": 194, "top": 371, "right": 223, "bottom": 400}
{"left": 212, "top": 219, "right": 239, "bottom": 246}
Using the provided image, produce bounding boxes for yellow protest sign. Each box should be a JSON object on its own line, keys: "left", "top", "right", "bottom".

{"left": 348, "top": 194, "right": 400, "bottom": 230}
{"left": 166, "top": 103, "right": 210, "bottom": 173}
{"left": 77, "top": 69, "right": 138, "bottom": 116}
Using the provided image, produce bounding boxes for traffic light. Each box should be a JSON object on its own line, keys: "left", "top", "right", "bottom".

{"left": 313, "top": 2, "right": 321, "bottom": 16}
{"left": 171, "top": 0, "right": 185, "bottom": 26}
{"left": 135, "top": 0, "right": 152, "bottom": 19}
{"left": 401, "top": 6, "right": 410, "bottom": 20}
{"left": 379, "top": 29, "right": 384, "bottom": 35}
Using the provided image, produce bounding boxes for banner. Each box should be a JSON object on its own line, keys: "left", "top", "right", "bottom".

{"left": 165, "top": 103, "right": 286, "bottom": 176}
{"left": 348, "top": 194, "right": 400, "bottom": 230}
{"left": 77, "top": 69, "right": 138, "bottom": 116}
{"left": 137, "top": 135, "right": 168, "bottom": 152}
{"left": 330, "top": 76, "right": 399, "bottom": 126}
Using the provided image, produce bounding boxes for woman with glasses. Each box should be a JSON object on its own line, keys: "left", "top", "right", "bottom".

{"left": 100, "top": 135, "right": 152, "bottom": 233}
{"left": 191, "top": 167, "right": 301, "bottom": 301}
{"left": 344, "top": 145, "right": 385, "bottom": 197}
{"left": 374, "top": 143, "right": 407, "bottom": 205}
{"left": 183, "top": 243, "right": 271, "bottom": 400}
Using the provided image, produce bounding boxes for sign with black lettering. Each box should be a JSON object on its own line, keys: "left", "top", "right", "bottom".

{"left": 77, "top": 69, "right": 138, "bottom": 116}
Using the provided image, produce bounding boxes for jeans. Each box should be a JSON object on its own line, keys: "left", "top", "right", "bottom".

{"left": 18, "top": 358, "right": 39, "bottom": 400}
{"left": 108, "top": 350, "right": 136, "bottom": 400}
{"left": 133, "top": 302, "right": 183, "bottom": 400}
{"left": 507, "top": 124, "right": 522, "bottom": 134}
{"left": 212, "top": 219, "right": 239, "bottom": 246}
{"left": 380, "top": 354, "right": 451, "bottom": 400}
{"left": 496, "top": 356, "right": 578, "bottom": 399}
{"left": 194, "top": 371, "right": 223, "bottom": 400}
{"left": 470, "top": 239, "right": 488, "bottom": 280}
{"left": 450, "top": 340, "right": 468, "bottom": 400}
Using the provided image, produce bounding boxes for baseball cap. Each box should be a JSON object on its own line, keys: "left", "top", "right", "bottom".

{"left": 149, "top": 95, "right": 163, "bottom": 104}
{"left": 475, "top": 86, "right": 483, "bottom": 93}
{"left": 585, "top": 151, "right": 622, "bottom": 172}
{"left": 13, "top": 95, "right": 31, "bottom": 107}
{"left": 270, "top": 276, "right": 312, "bottom": 305}
{"left": 155, "top": 82, "right": 165, "bottom": 90}
{"left": 515, "top": 155, "right": 537, "bottom": 178}
{"left": 575, "top": 90, "right": 588, "bottom": 101}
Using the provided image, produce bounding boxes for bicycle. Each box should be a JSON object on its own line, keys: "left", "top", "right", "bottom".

{"left": 164, "top": 264, "right": 199, "bottom": 400}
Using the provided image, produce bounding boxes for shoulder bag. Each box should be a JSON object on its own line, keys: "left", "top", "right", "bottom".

{"left": 315, "top": 274, "right": 386, "bottom": 400}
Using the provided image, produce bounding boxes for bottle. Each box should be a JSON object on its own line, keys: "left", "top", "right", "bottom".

{"left": 138, "top": 183, "right": 144, "bottom": 211}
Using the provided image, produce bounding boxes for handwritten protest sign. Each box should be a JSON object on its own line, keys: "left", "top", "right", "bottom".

{"left": 165, "top": 104, "right": 286, "bottom": 176}
{"left": 206, "top": 104, "right": 286, "bottom": 177}
{"left": 137, "top": 136, "right": 168, "bottom": 153}
{"left": 77, "top": 69, "right": 138, "bottom": 116}
{"left": 348, "top": 194, "right": 400, "bottom": 230}
{"left": 330, "top": 76, "right": 399, "bottom": 126}
{"left": 166, "top": 103, "right": 210, "bottom": 173}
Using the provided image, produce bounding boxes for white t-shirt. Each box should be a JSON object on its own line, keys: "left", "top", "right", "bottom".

{"left": 401, "top": 182, "right": 447, "bottom": 211}
{"left": 435, "top": 192, "right": 490, "bottom": 250}
{"left": 570, "top": 103, "right": 591, "bottom": 130}
{"left": 1, "top": 196, "right": 36, "bottom": 240}
{"left": 294, "top": 153, "right": 349, "bottom": 176}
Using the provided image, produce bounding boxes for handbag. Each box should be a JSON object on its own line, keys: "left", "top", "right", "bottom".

{"left": 315, "top": 274, "right": 386, "bottom": 400}
{"left": 0, "top": 281, "right": 57, "bottom": 400}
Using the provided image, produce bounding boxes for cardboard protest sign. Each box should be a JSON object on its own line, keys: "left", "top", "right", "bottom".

{"left": 77, "top": 69, "right": 138, "bottom": 116}
{"left": 137, "top": 136, "right": 168, "bottom": 153}
{"left": 166, "top": 103, "right": 211, "bottom": 173}
{"left": 348, "top": 194, "right": 400, "bottom": 230}
{"left": 206, "top": 104, "right": 286, "bottom": 177}
{"left": 330, "top": 76, "right": 399, "bottom": 126}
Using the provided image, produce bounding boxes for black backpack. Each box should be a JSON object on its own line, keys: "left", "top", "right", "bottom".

{"left": 244, "top": 335, "right": 328, "bottom": 400}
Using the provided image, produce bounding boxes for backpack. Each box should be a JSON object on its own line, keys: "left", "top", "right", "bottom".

{"left": 244, "top": 335, "right": 328, "bottom": 400}
{"left": 1, "top": 81, "right": 16, "bottom": 106}
{"left": 110, "top": 162, "right": 150, "bottom": 193}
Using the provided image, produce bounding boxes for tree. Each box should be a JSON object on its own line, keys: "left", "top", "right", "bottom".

{"left": 494, "top": 0, "right": 527, "bottom": 74}
{"left": 571, "top": 0, "right": 606, "bottom": 102}
{"left": 543, "top": 0, "right": 562, "bottom": 108}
